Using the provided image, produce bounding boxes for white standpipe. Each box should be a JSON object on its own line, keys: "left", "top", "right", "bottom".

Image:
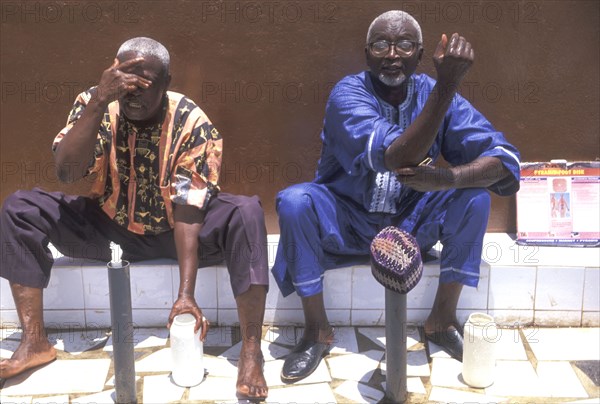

{"left": 108, "top": 242, "right": 137, "bottom": 403}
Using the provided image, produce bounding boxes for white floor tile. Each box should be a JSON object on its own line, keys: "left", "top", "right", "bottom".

{"left": 334, "top": 380, "right": 384, "bottom": 403}
{"left": 266, "top": 383, "right": 336, "bottom": 403}
{"left": 428, "top": 386, "right": 508, "bottom": 403}
{"left": 134, "top": 348, "right": 173, "bottom": 372}
{"left": 1, "top": 359, "right": 110, "bottom": 396}
{"left": 330, "top": 327, "right": 358, "bottom": 354}
{"left": 537, "top": 361, "right": 589, "bottom": 398}
{"left": 104, "top": 327, "right": 168, "bottom": 351}
{"left": 203, "top": 355, "right": 238, "bottom": 378}
{"left": 485, "top": 360, "right": 544, "bottom": 397}
{"left": 47, "top": 330, "right": 107, "bottom": 355}
{"left": 263, "top": 358, "right": 331, "bottom": 387}
{"left": 71, "top": 389, "right": 116, "bottom": 403}
{"left": 407, "top": 376, "right": 427, "bottom": 395}
{"left": 0, "top": 396, "right": 32, "bottom": 404}
{"left": 326, "top": 350, "right": 384, "bottom": 383}
{"left": 142, "top": 373, "right": 186, "bottom": 403}
{"left": 187, "top": 376, "right": 238, "bottom": 401}
{"left": 528, "top": 328, "right": 600, "bottom": 360}
{"left": 493, "top": 328, "right": 529, "bottom": 360}
{"left": 264, "top": 326, "right": 298, "bottom": 346}
{"left": 32, "top": 394, "right": 70, "bottom": 403}
{"left": 429, "top": 357, "right": 468, "bottom": 388}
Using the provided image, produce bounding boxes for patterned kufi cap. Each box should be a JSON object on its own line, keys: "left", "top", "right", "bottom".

{"left": 370, "top": 226, "right": 423, "bottom": 294}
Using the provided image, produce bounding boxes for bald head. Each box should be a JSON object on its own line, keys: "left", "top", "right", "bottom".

{"left": 117, "top": 37, "right": 170, "bottom": 77}
{"left": 366, "top": 11, "right": 422, "bottom": 44}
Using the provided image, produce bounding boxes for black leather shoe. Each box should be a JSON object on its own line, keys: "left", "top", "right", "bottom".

{"left": 425, "top": 328, "right": 464, "bottom": 362}
{"left": 281, "top": 340, "right": 331, "bottom": 383}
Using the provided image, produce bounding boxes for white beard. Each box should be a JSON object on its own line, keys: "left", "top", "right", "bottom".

{"left": 378, "top": 72, "right": 406, "bottom": 87}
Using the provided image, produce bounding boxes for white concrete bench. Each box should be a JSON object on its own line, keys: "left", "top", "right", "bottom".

{"left": 1, "top": 234, "right": 598, "bottom": 329}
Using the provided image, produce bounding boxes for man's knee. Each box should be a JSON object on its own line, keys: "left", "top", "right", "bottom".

{"left": 1, "top": 190, "right": 37, "bottom": 219}
{"left": 232, "top": 195, "right": 266, "bottom": 225}
{"left": 276, "top": 183, "right": 316, "bottom": 220}
{"left": 455, "top": 188, "right": 491, "bottom": 217}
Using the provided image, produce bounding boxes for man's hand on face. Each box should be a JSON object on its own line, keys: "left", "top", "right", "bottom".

{"left": 93, "top": 58, "right": 152, "bottom": 106}
{"left": 432, "top": 33, "right": 475, "bottom": 89}
{"left": 168, "top": 295, "right": 210, "bottom": 342}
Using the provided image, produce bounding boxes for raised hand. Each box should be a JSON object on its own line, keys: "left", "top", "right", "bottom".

{"left": 94, "top": 57, "right": 152, "bottom": 105}
{"left": 432, "top": 33, "right": 475, "bottom": 88}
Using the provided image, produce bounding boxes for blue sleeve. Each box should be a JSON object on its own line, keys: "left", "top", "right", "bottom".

{"left": 441, "top": 93, "right": 521, "bottom": 196}
{"left": 323, "top": 75, "right": 401, "bottom": 175}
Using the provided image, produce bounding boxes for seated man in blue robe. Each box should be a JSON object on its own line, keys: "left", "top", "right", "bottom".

{"left": 272, "top": 10, "right": 521, "bottom": 382}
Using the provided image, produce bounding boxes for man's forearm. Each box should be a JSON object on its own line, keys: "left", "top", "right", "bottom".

{"left": 54, "top": 99, "right": 107, "bottom": 183}
{"left": 450, "top": 156, "right": 510, "bottom": 189}
{"left": 173, "top": 205, "right": 205, "bottom": 298}
{"left": 384, "top": 82, "right": 456, "bottom": 170}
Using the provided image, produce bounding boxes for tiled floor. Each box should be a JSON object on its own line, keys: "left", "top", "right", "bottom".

{"left": 1, "top": 325, "right": 598, "bottom": 403}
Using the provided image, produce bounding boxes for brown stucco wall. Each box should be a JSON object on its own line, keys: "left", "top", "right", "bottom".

{"left": 1, "top": 0, "right": 599, "bottom": 233}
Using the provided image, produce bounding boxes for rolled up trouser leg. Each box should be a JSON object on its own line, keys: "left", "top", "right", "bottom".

{"left": 0, "top": 189, "right": 111, "bottom": 287}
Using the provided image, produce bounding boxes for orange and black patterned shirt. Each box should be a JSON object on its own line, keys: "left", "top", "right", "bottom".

{"left": 53, "top": 88, "right": 222, "bottom": 235}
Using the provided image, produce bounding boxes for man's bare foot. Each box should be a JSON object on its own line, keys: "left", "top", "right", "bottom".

{"left": 0, "top": 338, "right": 57, "bottom": 379}
{"left": 236, "top": 344, "right": 267, "bottom": 400}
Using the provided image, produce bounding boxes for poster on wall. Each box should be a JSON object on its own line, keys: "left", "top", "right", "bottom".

{"left": 516, "top": 160, "right": 600, "bottom": 247}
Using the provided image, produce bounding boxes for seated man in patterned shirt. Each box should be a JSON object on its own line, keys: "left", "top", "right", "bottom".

{"left": 272, "top": 10, "right": 521, "bottom": 382}
{"left": 0, "top": 37, "right": 268, "bottom": 400}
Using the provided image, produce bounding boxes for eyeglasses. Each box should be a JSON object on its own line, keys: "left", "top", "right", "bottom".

{"left": 368, "top": 40, "right": 421, "bottom": 57}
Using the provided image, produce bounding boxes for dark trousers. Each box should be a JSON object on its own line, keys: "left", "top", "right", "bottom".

{"left": 0, "top": 188, "right": 269, "bottom": 297}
